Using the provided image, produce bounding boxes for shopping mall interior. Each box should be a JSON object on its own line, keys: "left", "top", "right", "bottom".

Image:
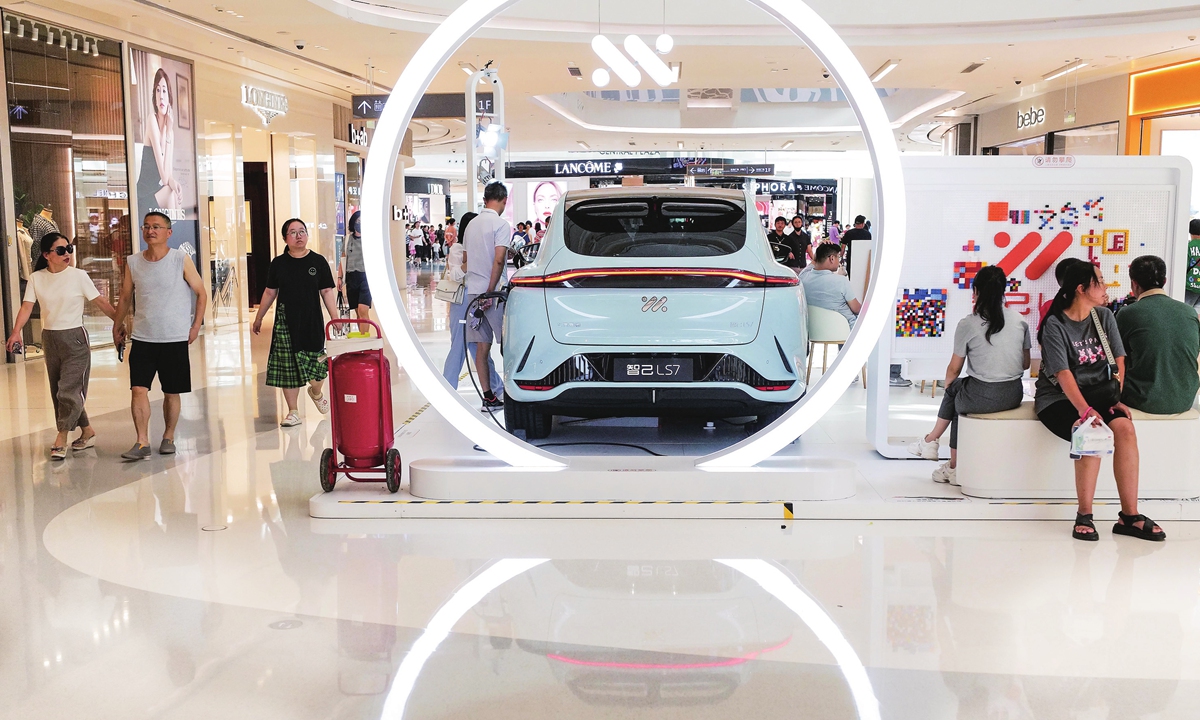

{"left": 3, "top": 0, "right": 1200, "bottom": 717}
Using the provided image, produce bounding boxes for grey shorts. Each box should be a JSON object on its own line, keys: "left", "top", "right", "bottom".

{"left": 464, "top": 294, "right": 504, "bottom": 344}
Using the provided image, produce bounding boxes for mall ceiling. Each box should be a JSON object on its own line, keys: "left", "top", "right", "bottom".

{"left": 34, "top": 0, "right": 1200, "bottom": 152}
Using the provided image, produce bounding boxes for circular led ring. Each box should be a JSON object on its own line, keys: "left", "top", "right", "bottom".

{"left": 361, "top": 0, "right": 905, "bottom": 469}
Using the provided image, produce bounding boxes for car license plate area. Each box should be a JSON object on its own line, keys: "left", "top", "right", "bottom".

{"left": 613, "top": 358, "right": 694, "bottom": 382}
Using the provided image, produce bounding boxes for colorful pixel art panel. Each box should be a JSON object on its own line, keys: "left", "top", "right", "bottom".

{"left": 952, "top": 261, "right": 987, "bottom": 289}
{"left": 896, "top": 289, "right": 948, "bottom": 338}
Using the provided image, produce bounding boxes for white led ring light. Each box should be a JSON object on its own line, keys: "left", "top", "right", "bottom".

{"left": 361, "top": 0, "right": 905, "bottom": 470}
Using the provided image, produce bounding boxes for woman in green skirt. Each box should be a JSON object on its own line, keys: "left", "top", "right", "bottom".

{"left": 253, "top": 218, "right": 339, "bottom": 427}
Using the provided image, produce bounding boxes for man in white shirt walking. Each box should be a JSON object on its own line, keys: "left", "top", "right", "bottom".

{"left": 112, "top": 212, "right": 207, "bottom": 460}
{"left": 463, "top": 182, "right": 511, "bottom": 412}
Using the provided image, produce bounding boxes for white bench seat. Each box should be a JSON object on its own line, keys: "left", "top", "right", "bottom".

{"left": 956, "top": 400, "right": 1200, "bottom": 499}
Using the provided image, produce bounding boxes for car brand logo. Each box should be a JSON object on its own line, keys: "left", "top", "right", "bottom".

{"left": 641, "top": 295, "right": 667, "bottom": 312}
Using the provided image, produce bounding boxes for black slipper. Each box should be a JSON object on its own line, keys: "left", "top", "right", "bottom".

{"left": 1073, "top": 513, "right": 1098, "bottom": 542}
{"left": 1113, "top": 511, "right": 1166, "bottom": 542}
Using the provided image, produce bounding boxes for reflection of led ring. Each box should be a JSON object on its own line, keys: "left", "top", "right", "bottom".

{"left": 361, "top": 0, "right": 905, "bottom": 469}
{"left": 377, "top": 558, "right": 880, "bottom": 720}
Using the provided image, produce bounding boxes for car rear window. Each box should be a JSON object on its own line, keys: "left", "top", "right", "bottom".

{"left": 563, "top": 196, "right": 747, "bottom": 257}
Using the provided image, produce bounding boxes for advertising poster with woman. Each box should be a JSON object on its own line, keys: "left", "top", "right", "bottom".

{"left": 130, "top": 48, "right": 200, "bottom": 269}
{"left": 528, "top": 181, "right": 562, "bottom": 228}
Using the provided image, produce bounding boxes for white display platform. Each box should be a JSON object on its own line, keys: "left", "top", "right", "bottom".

{"left": 408, "top": 455, "right": 856, "bottom": 501}
{"left": 308, "top": 479, "right": 1200, "bottom": 521}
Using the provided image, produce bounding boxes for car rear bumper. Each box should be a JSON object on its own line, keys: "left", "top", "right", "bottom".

{"left": 508, "top": 382, "right": 802, "bottom": 418}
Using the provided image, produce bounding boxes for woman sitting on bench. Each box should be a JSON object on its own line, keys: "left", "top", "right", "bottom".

{"left": 1034, "top": 261, "right": 1164, "bottom": 542}
{"left": 909, "top": 266, "right": 1030, "bottom": 485}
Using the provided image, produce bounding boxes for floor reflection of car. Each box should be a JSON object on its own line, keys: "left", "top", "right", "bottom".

{"left": 507, "top": 560, "right": 793, "bottom": 707}
{"left": 502, "top": 188, "right": 808, "bottom": 439}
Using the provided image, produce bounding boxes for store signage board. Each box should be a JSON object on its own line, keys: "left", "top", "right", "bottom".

{"left": 687, "top": 164, "right": 775, "bottom": 177}
{"left": 242, "top": 85, "right": 288, "bottom": 125}
{"left": 1033, "top": 155, "right": 1075, "bottom": 168}
{"left": 506, "top": 157, "right": 732, "bottom": 179}
{"left": 347, "top": 123, "right": 369, "bottom": 146}
{"left": 1016, "top": 106, "right": 1045, "bottom": 130}
{"left": 759, "top": 179, "right": 838, "bottom": 195}
{"left": 355, "top": 92, "right": 495, "bottom": 119}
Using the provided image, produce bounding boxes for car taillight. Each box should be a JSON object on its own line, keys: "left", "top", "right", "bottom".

{"left": 754, "top": 383, "right": 795, "bottom": 391}
{"left": 516, "top": 383, "right": 555, "bottom": 391}
{"left": 510, "top": 268, "right": 798, "bottom": 287}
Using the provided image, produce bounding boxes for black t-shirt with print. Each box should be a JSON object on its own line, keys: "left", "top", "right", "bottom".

{"left": 266, "top": 250, "right": 335, "bottom": 351}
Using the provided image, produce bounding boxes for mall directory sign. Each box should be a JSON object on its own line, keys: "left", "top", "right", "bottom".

{"left": 130, "top": 47, "right": 200, "bottom": 268}
{"left": 354, "top": 92, "right": 495, "bottom": 120}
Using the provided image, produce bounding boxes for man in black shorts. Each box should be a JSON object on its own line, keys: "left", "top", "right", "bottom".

{"left": 112, "top": 211, "right": 206, "bottom": 459}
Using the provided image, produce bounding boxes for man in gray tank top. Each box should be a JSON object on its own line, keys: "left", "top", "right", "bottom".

{"left": 112, "top": 211, "right": 207, "bottom": 460}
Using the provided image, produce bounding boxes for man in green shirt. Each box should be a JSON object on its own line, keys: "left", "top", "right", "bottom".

{"left": 1118, "top": 255, "right": 1200, "bottom": 414}
{"left": 1186, "top": 218, "right": 1200, "bottom": 309}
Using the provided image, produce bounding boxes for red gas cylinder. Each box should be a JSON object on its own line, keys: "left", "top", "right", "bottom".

{"left": 330, "top": 352, "right": 394, "bottom": 468}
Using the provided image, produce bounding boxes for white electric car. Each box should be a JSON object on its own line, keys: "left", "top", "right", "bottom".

{"left": 502, "top": 187, "right": 808, "bottom": 439}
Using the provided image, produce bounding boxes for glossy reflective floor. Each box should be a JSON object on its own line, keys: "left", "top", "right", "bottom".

{"left": 3, "top": 263, "right": 1199, "bottom": 719}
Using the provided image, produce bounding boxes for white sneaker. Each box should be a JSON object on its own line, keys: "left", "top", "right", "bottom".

{"left": 908, "top": 438, "right": 940, "bottom": 461}
{"left": 280, "top": 412, "right": 302, "bottom": 427}
{"left": 932, "top": 462, "right": 958, "bottom": 486}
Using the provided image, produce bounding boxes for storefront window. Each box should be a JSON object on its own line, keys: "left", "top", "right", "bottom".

{"left": 993, "top": 136, "right": 1046, "bottom": 156}
{"left": 4, "top": 13, "right": 128, "bottom": 346}
{"left": 1050, "top": 121, "right": 1120, "bottom": 156}
{"left": 1141, "top": 112, "right": 1200, "bottom": 216}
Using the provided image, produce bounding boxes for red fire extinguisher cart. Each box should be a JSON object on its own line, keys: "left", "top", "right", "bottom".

{"left": 318, "top": 319, "right": 400, "bottom": 493}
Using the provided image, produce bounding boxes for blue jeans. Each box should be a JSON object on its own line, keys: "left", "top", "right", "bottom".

{"left": 442, "top": 298, "right": 502, "bottom": 392}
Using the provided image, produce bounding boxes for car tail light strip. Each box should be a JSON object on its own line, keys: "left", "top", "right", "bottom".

{"left": 510, "top": 267, "right": 799, "bottom": 288}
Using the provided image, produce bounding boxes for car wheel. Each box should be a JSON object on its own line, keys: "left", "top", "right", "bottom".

{"left": 504, "top": 398, "right": 553, "bottom": 440}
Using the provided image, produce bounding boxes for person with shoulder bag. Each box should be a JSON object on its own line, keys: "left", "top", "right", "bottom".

{"left": 1034, "top": 261, "right": 1164, "bottom": 542}
{"left": 440, "top": 212, "right": 501, "bottom": 391}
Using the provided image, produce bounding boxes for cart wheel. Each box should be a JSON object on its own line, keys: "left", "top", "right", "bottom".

{"left": 385, "top": 448, "right": 402, "bottom": 494}
{"left": 319, "top": 448, "right": 336, "bottom": 493}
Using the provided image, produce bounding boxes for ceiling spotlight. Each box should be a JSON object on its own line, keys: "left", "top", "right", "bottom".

{"left": 781, "top": 140, "right": 794, "bottom": 149}
{"left": 46, "top": 30, "right": 54, "bottom": 45}
{"left": 3, "top": 19, "right": 10, "bottom": 35}
{"left": 17, "top": 22, "right": 24, "bottom": 39}
{"left": 31, "top": 26, "right": 38, "bottom": 42}
{"left": 71, "top": 36, "right": 78, "bottom": 51}
{"left": 1042, "top": 59, "right": 1088, "bottom": 81}
{"left": 655, "top": 33, "right": 673, "bottom": 55}
{"left": 591, "top": 67, "right": 611, "bottom": 87}
{"left": 577, "top": 140, "right": 590, "bottom": 150}
{"left": 677, "top": 140, "right": 684, "bottom": 150}
{"left": 82, "top": 39, "right": 89, "bottom": 54}
{"left": 60, "top": 33, "right": 67, "bottom": 49}
{"left": 870, "top": 60, "right": 899, "bottom": 82}
{"left": 93, "top": 42, "right": 100, "bottom": 57}
{"left": 592, "top": 35, "right": 641, "bottom": 87}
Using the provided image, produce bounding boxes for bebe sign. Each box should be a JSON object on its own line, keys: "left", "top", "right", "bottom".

{"left": 1016, "top": 106, "right": 1046, "bottom": 130}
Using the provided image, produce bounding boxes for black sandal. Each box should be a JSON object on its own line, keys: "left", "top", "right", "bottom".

{"left": 1113, "top": 512, "right": 1166, "bottom": 542}
{"left": 1072, "top": 513, "right": 1098, "bottom": 542}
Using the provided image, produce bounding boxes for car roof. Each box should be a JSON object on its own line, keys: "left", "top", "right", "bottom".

{"left": 563, "top": 186, "right": 747, "bottom": 204}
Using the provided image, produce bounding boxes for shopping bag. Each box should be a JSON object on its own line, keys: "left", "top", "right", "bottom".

{"left": 1071, "top": 416, "right": 1114, "bottom": 457}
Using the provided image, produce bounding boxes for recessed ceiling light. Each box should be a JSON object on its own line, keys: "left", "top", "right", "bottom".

{"left": 277, "top": 30, "right": 289, "bottom": 34}
{"left": 1042, "top": 59, "right": 1087, "bottom": 81}
{"left": 577, "top": 140, "right": 590, "bottom": 149}
{"left": 870, "top": 59, "right": 899, "bottom": 82}
{"left": 458, "top": 61, "right": 476, "bottom": 75}
{"left": 781, "top": 140, "right": 793, "bottom": 149}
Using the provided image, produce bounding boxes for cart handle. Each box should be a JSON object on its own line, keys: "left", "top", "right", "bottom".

{"left": 325, "top": 318, "right": 382, "bottom": 340}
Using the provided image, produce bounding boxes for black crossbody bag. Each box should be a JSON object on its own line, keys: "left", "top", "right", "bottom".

{"left": 1080, "top": 308, "right": 1121, "bottom": 409}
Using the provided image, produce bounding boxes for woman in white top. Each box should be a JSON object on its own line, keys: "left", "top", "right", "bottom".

{"left": 6, "top": 233, "right": 117, "bottom": 459}
{"left": 908, "top": 266, "right": 1031, "bottom": 484}
{"left": 440, "top": 212, "right": 501, "bottom": 390}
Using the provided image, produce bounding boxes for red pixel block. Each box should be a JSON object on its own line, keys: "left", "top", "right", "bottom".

{"left": 988, "top": 202, "right": 1009, "bottom": 222}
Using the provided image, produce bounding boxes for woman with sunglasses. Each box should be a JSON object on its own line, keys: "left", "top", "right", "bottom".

{"left": 6, "top": 233, "right": 117, "bottom": 459}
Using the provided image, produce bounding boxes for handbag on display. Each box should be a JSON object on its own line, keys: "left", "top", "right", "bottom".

{"left": 434, "top": 273, "right": 465, "bottom": 304}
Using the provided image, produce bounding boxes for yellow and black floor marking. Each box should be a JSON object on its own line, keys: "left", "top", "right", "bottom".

{"left": 400, "top": 403, "right": 431, "bottom": 426}
{"left": 340, "top": 498, "right": 796, "bottom": 518}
